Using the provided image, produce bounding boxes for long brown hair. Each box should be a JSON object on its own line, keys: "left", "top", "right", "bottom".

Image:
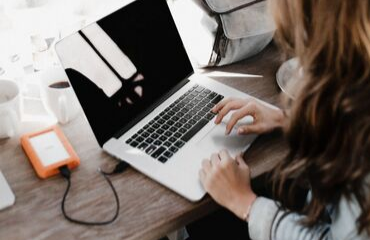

{"left": 270, "top": 0, "right": 370, "bottom": 235}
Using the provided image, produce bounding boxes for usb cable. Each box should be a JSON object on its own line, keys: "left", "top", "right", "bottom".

{"left": 59, "top": 161, "right": 129, "bottom": 226}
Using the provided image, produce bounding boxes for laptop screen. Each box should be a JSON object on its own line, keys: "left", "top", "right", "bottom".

{"left": 56, "top": 0, "right": 194, "bottom": 146}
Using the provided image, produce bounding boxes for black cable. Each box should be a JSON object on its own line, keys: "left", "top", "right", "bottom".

{"left": 59, "top": 161, "right": 129, "bottom": 226}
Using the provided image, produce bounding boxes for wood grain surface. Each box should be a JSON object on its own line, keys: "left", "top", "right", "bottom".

{"left": 0, "top": 43, "right": 286, "bottom": 240}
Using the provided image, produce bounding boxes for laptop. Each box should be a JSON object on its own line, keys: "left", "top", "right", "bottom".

{"left": 55, "top": 0, "right": 258, "bottom": 201}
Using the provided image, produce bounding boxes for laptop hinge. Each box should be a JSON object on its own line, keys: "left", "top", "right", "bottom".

{"left": 113, "top": 77, "right": 191, "bottom": 140}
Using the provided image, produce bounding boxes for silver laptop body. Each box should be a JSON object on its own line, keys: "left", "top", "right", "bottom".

{"left": 56, "top": 0, "right": 257, "bottom": 201}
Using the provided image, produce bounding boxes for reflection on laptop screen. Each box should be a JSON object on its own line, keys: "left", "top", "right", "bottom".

{"left": 56, "top": 0, "right": 194, "bottom": 146}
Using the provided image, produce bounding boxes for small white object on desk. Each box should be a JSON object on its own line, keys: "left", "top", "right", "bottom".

{"left": 0, "top": 171, "right": 15, "bottom": 211}
{"left": 29, "top": 131, "right": 71, "bottom": 167}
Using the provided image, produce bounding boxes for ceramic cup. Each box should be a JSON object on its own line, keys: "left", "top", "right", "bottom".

{"left": 40, "top": 67, "right": 80, "bottom": 124}
{"left": 0, "top": 80, "right": 21, "bottom": 138}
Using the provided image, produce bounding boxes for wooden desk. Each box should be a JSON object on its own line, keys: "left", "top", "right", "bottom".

{"left": 0, "top": 44, "right": 287, "bottom": 240}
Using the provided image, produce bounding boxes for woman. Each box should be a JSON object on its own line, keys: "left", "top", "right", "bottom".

{"left": 199, "top": 0, "right": 370, "bottom": 239}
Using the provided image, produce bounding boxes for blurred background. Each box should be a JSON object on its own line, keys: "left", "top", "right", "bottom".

{"left": 0, "top": 0, "right": 147, "bottom": 124}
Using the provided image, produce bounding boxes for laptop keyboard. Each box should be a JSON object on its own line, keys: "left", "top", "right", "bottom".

{"left": 125, "top": 84, "right": 224, "bottom": 163}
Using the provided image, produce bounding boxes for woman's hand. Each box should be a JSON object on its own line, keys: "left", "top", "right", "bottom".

{"left": 212, "top": 97, "right": 285, "bottom": 135}
{"left": 199, "top": 150, "right": 257, "bottom": 220}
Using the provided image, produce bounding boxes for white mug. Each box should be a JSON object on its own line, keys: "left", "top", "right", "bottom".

{"left": 0, "top": 80, "right": 21, "bottom": 138}
{"left": 40, "top": 67, "right": 80, "bottom": 124}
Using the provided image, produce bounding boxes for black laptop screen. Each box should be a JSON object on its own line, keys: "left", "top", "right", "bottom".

{"left": 56, "top": 0, "right": 194, "bottom": 146}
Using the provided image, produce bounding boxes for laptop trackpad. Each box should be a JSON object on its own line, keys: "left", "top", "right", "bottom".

{"left": 196, "top": 123, "right": 257, "bottom": 157}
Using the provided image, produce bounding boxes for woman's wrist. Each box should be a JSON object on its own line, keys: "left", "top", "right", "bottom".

{"left": 230, "top": 191, "right": 257, "bottom": 221}
{"left": 272, "top": 108, "right": 286, "bottom": 129}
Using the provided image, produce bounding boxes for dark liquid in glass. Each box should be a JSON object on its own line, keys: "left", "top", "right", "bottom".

{"left": 49, "top": 81, "right": 70, "bottom": 89}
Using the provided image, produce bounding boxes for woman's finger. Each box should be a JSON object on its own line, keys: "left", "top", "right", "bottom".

{"left": 236, "top": 154, "right": 248, "bottom": 169}
{"left": 212, "top": 98, "right": 234, "bottom": 113}
{"left": 225, "top": 104, "right": 256, "bottom": 134}
{"left": 237, "top": 124, "right": 264, "bottom": 135}
{"left": 201, "top": 159, "right": 211, "bottom": 171}
{"left": 211, "top": 156, "right": 220, "bottom": 166}
{"left": 199, "top": 169, "right": 207, "bottom": 185}
{"left": 219, "top": 149, "right": 231, "bottom": 161}
{"left": 210, "top": 153, "right": 221, "bottom": 163}
{"left": 214, "top": 100, "right": 246, "bottom": 124}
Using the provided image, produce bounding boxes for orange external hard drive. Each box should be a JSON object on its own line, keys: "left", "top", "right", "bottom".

{"left": 21, "top": 125, "right": 80, "bottom": 179}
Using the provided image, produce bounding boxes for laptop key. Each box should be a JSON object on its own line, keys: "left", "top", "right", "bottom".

{"left": 142, "top": 132, "right": 150, "bottom": 138}
{"left": 153, "top": 123, "right": 160, "bottom": 128}
{"left": 198, "top": 101, "right": 207, "bottom": 107}
{"left": 159, "top": 136, "right": 167, "bottom": 142}
{"left": 151, "top": 133, "right": 159, "bottom": 139}
{"left": 184, "top": 123, "right": 192, "bottom": 129}
{"left": 158, "top": 156, "right": 168, "bottom": 163}
{"left": 145, "top": 138, "right": 154, "bottom": 144}
{"left": 205, "top": 113, "right": 215, "bottom": 120}
{"left": 174, "top": 140, "right": 185, "bottom": 148}
{"left": 169, "top": 146, "right": 179, "bottom": 153}
{"left": 146, "top": 145, "right": 157, "bottom": 154}
{"left": 179, "top": 118, "right": 187, "bottom": 124}
{"left": 195, "top": 96, "right": 203, "bottom": 101}
{"left": 198, "top": 110, "right": 208, "bottom": 116}
{"left": 193, "top": 106, "right": 202, "bottom": 112}
{"left": 136, "top": 136, "right": 144, "bottom": 143}
{"left": 167, "top": 120, "right": 175, "bottom": 126}
{"left": 188, "top": 119, "right": 197, "bottom": 125}
{"left": 157, "top": 118, "right": 165, "bottom": 124}
{"left": 169, "top": 137, "right": 177, "bottom": 143}
{"left": 211, "top": 95, "right": 224, "bottom": 104}
{"left": 206, "top": 103, "right": 215, "bottom": 108}
{"left": 126, "top": 138, "right": 133, "bottom": 144}
{"left": 193, "top": 115, "right": 201, "bottom": 121}
{"left": 189, "top": 110, "right": 198, "bottom": 116}
{"left": 179, "top": 128, "right": 187, "bottom": 134}
{"left": 174, "top": 132, "right": 182, "bottom": 138}
{"left": 130, "top": 141, "right": 139, "bottom": 147}
{"left": 147, "top": 127, "right": 155, "bottom": 133}
{"left": 163, "top": 141, "right": 172, "bottom": 147}
{"left": 138, "top": 142, "right": 149, "bottom": 151}
{"left": 174, "top": 122, "right": 183, "bottom": 128}
{"left": 153, "top": 140, "right": 162, "bottom": 146}
{"left": 176, "top": 112, "right": 184, "bottom": 117}
{"left": 156, "top": 129, "right": 164, "bottom": 134}
{"left": 181, "top": 119, "right": 208, "bottom": 142}
{"left": 195, "top": 86, "right": 204, "bottom": 92}
{"left": 162, "top": 124, "right": 170, "bottom": 130}
{"left": 202, "top": 106, "right": 211, "bottom": 112}
{"left": 164, "top": 131, "right": 173, "bottom": 137}
{"left": 151, "top": 147, "right": 166, "bottom": 159}
{"left": 169, "top": 126, "right": 177, "bottom": 132}
{"left": 207, "top": 91, "right": 217, "bottom": 98}
{"left": 163, "top": 151, "right": 173, "bottom": 158}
